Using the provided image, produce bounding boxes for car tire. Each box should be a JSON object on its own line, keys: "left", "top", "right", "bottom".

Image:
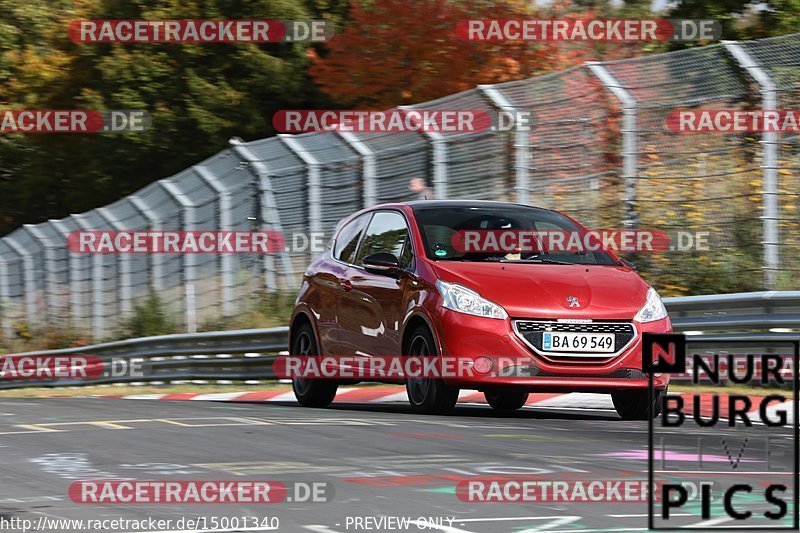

{"left": 484, "top": 389, "right": 529, "bottom": 411}
{"left": 290, "top": 322, "right": 338, "bottom": 408}
{"left": 612, "top": 388, "right": 666, "bottom": 420}
{"left": 404, "top": 325, "right": 459, "bottom": 415}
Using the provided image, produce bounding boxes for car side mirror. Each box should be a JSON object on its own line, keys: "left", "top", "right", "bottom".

{"left": 620, "top": 259, "right": 637, "bottom": 270}
{"left": 363, "top": 252, "right": 401, "bottom": 276}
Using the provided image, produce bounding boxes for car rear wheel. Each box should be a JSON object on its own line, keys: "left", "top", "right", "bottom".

{"left": 612, "top": 388, "right": 666, "bottom": 420}
{"left": 291, "top": 322, "right": 338, "bottom": 408}
{"left": 405, "top": 325, "right": 459, "bottom": 414}
{"left": 484, "top": 389, "right": 529, "bottom": 411}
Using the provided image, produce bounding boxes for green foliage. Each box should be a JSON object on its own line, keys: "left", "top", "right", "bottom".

{"left": 665, "top": 0, "right": 800, "bottom": 47}
{"left": 637, "top": 250, "right": 763, "bottom": 297}
{"left": 13, "top": 321, "right": 31, "bottom": 341}
{"left": 121, "top": 291, "right": 176, "bottom": 338}
{"left": 0, "top": 322, "right": 89, "bottom": 353}
{"left": 256, "top": 290, "right": 297, "bottom": 322}
{"left": 0, "top": 0, "right": 323, "bottom": 234}
{"left": 199, "top": 291, "right": 296, "bottom": 331}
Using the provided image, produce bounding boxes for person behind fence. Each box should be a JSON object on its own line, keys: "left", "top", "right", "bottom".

{"left": 409, "top": 177, "right": 432, "bottom": 200}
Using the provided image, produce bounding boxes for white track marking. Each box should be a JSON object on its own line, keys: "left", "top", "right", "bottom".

{"left": 190, "top": 392, "right": 249, "bottom": 401}
{"left": 530, "top": 392, "right": 614, "bottom": 409}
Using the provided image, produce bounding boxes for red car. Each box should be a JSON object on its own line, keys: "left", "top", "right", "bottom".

{"left": 289, "top": 201, "right": 671, "bottom": 418}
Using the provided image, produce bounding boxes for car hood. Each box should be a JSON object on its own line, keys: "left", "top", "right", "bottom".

{"left": 432, "top": 261, "right": 650, "bottom": 320}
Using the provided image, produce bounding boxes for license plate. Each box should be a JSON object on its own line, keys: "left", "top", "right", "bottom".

{"left": 542, "top": 332, "right": 615, "bottom": 353}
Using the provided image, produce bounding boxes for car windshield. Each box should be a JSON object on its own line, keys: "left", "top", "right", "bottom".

{"left": 412, "top": 204, "right": 617, "bottom": 265}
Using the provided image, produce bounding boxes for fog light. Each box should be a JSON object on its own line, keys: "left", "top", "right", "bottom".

{"left": 472, "top": 356, "right": 493, "bottom": 374}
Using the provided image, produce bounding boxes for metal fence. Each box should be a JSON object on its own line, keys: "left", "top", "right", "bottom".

{"left": 2, "top": 34, "right": 800, "bottom": 340}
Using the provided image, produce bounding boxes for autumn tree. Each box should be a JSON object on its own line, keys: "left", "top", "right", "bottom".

{"left": 309, "top": 0, "right": 671, "bottom": 109}
{"left": 309, "top": 0, "right": 560, "bottom": 109}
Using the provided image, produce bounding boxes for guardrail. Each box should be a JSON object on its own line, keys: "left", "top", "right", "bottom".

{"left": 0, "top": 327, "right": 289, "bottom": 390}
{"left": 0, "top": 291, "right": 798, "bottom": 390}
{"left": 664, "top": 291, "right": 800, "bottom": 331}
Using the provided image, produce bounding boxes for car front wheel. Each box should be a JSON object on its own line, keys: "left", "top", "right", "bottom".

{"left": 484, "top": 389, "right": 529, "bottom": 411}
{"left": 612, "top": 388, "right": 666, "bottom": 420}
{"left": 405, "top": 325, "right": 459, "bottom": 414}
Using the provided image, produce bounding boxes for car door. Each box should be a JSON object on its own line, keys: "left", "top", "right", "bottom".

{"left": 338, "top": 210, "right": 413, "bottom": 357}
{"left": 319, "top": 213, "right": 370, "bottom": 356}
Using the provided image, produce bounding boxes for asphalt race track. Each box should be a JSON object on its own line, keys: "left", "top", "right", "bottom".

{"left": 0, "top": 396, "right": 794, "bottom": 532}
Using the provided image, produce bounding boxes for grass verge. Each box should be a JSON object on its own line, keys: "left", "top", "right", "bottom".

{"left": 670, "top": 383, "right": 789, "bottom": 396}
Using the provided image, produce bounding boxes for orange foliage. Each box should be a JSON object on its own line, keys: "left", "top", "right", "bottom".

{"left": 309, "top": 0, "right": 560, "bottom": 109}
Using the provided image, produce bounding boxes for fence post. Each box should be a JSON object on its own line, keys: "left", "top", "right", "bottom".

{"left": 723, "top": 41, "right": 780, "bottom": 289}
{"left": 193, "top": 164, "right": 235, "bottom": 317}
{"left": 50, "top": 219, "right": 82, "bottom": 329}
{"left": 71, "top": 215, "right": 104, "bottom": 340}
{"left": 338, "top": 132, "right": 377, "bottom": 207}
{"left": 3, "top": 235, "right": 37, "bottom": 328}
{"left": 0, "top": 257, "right": 11, "bottom": 337}
{"left": 22, "top": 225, "right": 58, "bottom": 322}
{"left": 160, "top": 181, "right": 197, "bottom": 324}
{"left": 399, "top": 105, "right": 447, "bottom": 199}
{"left": 426, "top": 131, "right": 448, "bottom": 199}
{"left": 587, "top": 62, "right": 638, "bottom": 229}
{"left": 479, "top": 85, "right": 530, "bottom": 204}
{"left": 279, "top": 135, "right": 322, "bottom": 235}
{"left": 432, "top": 140, "right": 449, "bottom": 199}
{"left": 129, "top": 196, "right": 163, "bottom": 293}
{"left": 185, "top": 283, "right": 197, "bottom": 333}
{"left": 97, "top": 208, "right": 133, "bottom": 316}
{"left": 229, "top": 139, "right": 293, "bottom": 292}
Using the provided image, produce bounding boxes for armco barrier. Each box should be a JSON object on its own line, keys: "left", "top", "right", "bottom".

{"left": 1, "top": 292, "right": 798, "bottom": 390}
{"left": 664, "top": 291, "right": 800, "bottom": 331}
{"left": 0, "top": 327, "right": 289, "bottom": 390}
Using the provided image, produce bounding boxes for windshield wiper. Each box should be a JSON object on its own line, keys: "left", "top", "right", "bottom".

{"left": 497, "top": 258, "right": 578, "bottom": 265}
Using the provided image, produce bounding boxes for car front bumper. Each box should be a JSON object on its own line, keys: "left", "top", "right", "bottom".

{"left": 432, "top": 308, "right": 672, "bottom": 392}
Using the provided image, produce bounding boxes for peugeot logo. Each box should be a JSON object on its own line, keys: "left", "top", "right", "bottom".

{"left": 566, "top": 296, "right": 580, "bottom": 308}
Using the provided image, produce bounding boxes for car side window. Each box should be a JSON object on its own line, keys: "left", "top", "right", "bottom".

{"left": 355, "top": 211, "right": 410, "bottom": 267}
{"left": 399, "top": 237, "right": 414, "bottom": 269}
{"left": 333, "top": 214, "right": 369, "bottom": 264}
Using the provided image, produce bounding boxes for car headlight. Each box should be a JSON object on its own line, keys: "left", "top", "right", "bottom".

{"left": 436, "top": 280, "right": 508, "bottom": 320}
{"left": 634, "top": 287, "right": 668, "bottom": 323}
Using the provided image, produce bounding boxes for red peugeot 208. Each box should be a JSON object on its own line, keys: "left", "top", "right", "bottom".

{"left": 289, "top": 201, "right": 671, "bottom": 418}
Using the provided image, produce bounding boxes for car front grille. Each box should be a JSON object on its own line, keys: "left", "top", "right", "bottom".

{"left": 514, "top": 320, "right": 636, "bottom": 360}
{"left": 497, "top": 366, "right": 646, "bottom": 379}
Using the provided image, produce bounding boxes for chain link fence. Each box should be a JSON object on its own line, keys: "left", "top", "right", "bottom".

{"left": 1, "top": 33, "right": 799, "bottom": 340}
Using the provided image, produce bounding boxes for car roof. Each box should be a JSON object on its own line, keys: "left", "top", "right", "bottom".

{"left": 403, "top": 199, "right": 554, "bottom": 213}
{"left": 336, "top": 201, "right": 562, "bottom": 229}
{"left": 333, "top": 200, "right": 579, "bottom": 236}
